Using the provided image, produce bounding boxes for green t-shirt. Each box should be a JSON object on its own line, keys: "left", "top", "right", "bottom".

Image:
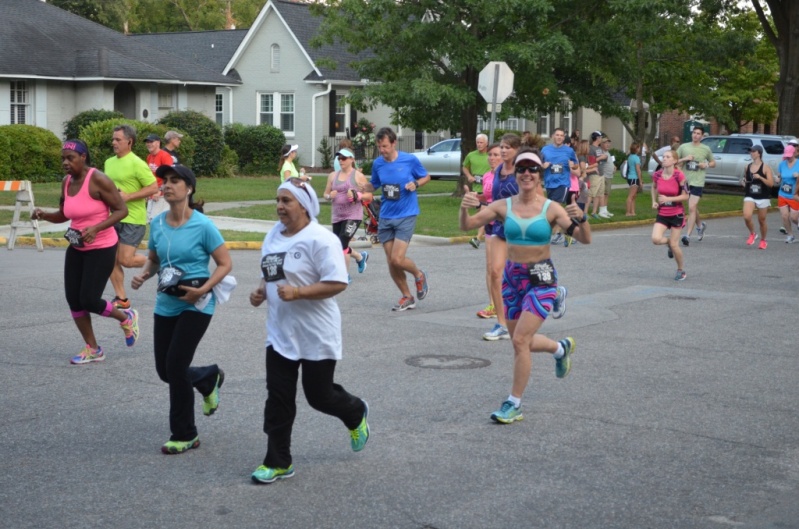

{"left": 677, "top": 143, "right": 714, "bottom": 187}
{"left": 104, "top": 152, "right": 157, "bottom": 225}
{"left": 280, "top": 161, "right": 299, "bottom": 183}
{"left": 463, "top": 150, "right": 490, "bottom": 180}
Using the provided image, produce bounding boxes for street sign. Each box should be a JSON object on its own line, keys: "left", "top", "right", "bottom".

{"left": 478, "top": 61, "right": 514, "bottom": 104}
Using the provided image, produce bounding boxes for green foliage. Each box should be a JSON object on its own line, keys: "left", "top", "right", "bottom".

{"left": 223, "top": 123, "right": 285, "bottom": 175}
{"left": 360, "top": 160, "right": 373, "bottom": 176}
{"left": 63, "top": 109, "right": 124, "bottom": 140}
{"left": 0, "top": 133, "right": 10, "bottom": 180}
{"left": 609, "top": 149, "right": 628, "bottom": 167}
{"left": 217, "top": 145, "right": 239, "bottom": 178}
{"left": 159, "top": 110, "right": 222, "bottom": 176}
{"left": 317, "top": 136, "right": 334, "bottom": 170}
{"left": 481, "top": 129, "right": 524, "bottom": 142}
{"left": 0, "top": 125, "right": 63, "bottom": 183}
{"left": 79, "top": 118, "right": 195, "bottom": 171}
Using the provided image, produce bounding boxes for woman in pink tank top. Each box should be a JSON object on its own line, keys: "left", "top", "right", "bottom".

{"left": 32, "top": 139, "right": 136, "bottom": 365}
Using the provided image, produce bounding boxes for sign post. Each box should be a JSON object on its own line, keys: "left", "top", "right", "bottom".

{"left": 478, "top": 62, "right": 514, "bottom": 144}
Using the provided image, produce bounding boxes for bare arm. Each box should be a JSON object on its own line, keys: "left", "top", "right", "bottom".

{"left": 551, "top": 200, "right": 591, "bottom": 245}
{"left": 130, "top": 250, "right": 160, "bottom": 290}
{"left": 121, "top": 181, "right": 159, "bottom": 202}
{"left": 460, "top": 187, "right": 503, "bottom": 231}
{"left": 277, "top": 280, "right": 347, "bottom": 302}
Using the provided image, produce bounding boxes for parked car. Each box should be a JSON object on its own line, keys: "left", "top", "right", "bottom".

{"left": 648, "top": 134, "right": 797, "bottom": 193}
{"left": 410, "top": 138, "right": 462, "bottom": 179}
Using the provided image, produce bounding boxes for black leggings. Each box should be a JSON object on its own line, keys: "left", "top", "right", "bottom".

{"left": 64, "top": 244, "right": 117, "bottom": 316}
{"left": 332, "top": 219, "right": 361, "bottom": 254}
{"left": 154, "top": 311, "right": 219, "bottom": 441}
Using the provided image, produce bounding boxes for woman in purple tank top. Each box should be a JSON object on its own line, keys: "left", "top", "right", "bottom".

{"left": 32, "top": 139, "right": 134, "bottom": 365}
{"left": 323, "top": 148, "right": 373, "bottom": 280}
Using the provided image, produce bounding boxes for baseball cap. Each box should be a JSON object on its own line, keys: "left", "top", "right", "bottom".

{"left": 335, "top": 149, "right": 355, "bottom": 158}
{"left": 155, "top": 164, "right": 196, "bottom": 190}
{"left": 783, "top": 145, "right": 796, "bottom": 159}
{"left": 749, "top": 145, "right": 763, "bottom": 155}
{"left": 164, "top": 131, "right": 184, "bottom": 141}
{"left": 590, "top": 130, "right": 604, "bottom": 141}
{"left": 788, "top": 139, "right": 798, "bottom": 147}
{"left": 144, "top": 133, "right": 160, "bottom": 143}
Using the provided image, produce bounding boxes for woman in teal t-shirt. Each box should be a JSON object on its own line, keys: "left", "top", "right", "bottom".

{"left": 625, "top": 143, "right": 643, "bottom": 216}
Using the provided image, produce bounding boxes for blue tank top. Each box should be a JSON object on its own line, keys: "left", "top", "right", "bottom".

{"left": 491, "top": 164, "right": 519, "bottom": 239}
{"left": 503, "top": 198, "right": 552, "bottom": 246}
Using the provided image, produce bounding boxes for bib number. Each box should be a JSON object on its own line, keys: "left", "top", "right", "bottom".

{"left": 551, "top": 164, "right": 564, "bottom": 174}
{"left": 527, "top": 259, "right": 556, "bottom": 287}
{"left": 782, "top": 183, "right": 793, "bottom": 194}
{"left": 750, "top": 183, "right": 761, "bottom": 195}
{"left": 383, "top": 184, "right": 401, "bottom": 201}
{"left": 261, "top": 252, "right": 287, "bottom": 282}
{"left": 686, "top": 161, "right": 699, "bottom": 171}
{"left": 63, "top": 227, "right": 84, "bottom": 248}
{"left": 158, "top": 266, "right": 185, "bottom": 295}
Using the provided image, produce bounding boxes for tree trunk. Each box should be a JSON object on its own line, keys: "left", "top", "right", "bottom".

{"left": 757, "top": 1, "right": 799, "bottom": 136}
{"left": 453, "top": 67, "right": 480, "bottom": 197}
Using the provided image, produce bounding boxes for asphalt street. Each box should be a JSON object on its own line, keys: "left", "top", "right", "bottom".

{"left": 1, "top": 213, "right": 798, "bottom": 529}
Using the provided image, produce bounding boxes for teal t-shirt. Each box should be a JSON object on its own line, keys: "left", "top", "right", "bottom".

{"left": 626, "top": 154, "right": 641, "bottom": 179}
{"left": 149, "top": 210, "right": 225, "bottom": 317}
{"left": 104, "top": 152, "right": 156, "bottom": 225}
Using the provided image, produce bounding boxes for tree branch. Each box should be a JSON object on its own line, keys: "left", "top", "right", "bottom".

{"left": 752, "top": 0, "right": 778, "bottom": 49}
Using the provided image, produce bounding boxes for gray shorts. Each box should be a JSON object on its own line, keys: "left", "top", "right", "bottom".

{"left": 115, "top": 222, "right": 146, "bottom": 247}
{"left": 378, "top": 215, "right": 417, "bottom": 244}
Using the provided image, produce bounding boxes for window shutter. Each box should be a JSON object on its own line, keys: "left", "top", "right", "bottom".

{"left": 329, "top": 90, "right": 337, "bottom": 136}
{"left": 350, "top": 107, "right": 357, "bottom": 138}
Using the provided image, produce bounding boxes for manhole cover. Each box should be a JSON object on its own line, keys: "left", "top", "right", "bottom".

{"left": 405, "top": 355, "right": 490, "bottom": 370}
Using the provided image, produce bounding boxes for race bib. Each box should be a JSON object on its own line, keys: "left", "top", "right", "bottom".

{"left": 686, "top": 161, "right": 699, "bottom": 171}
{"left": 383, "top": 183, "right": 401, "bottom": 200}
{"left": 551, "top": 164, "right": 564, "bottom": 174}
{"left": 782, "top": 183, "right": 793, "bottom": 194}
{"left": 261, "top": 252, "right": 287, "bottom": 282}
{"left": 63, "top": 227, "right": 84, "bottom": 248}
{"left": 750, "top": 184, "right": 761, "bottom": 195}
{"left": 527, "top": 259, "right": 556, "bottom": 287}
{"left": 344, "top": 219, "right": 360, "bottom": 238}
{"left": 157, "top": 266, "right": 185, "bottom": 295}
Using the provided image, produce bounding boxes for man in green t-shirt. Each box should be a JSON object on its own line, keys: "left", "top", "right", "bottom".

{"left": 676, "top": 126, "right": 715, "bottom": 246}
{"left": 462, "top": 134, "right": 491, "bottom": 248}
{"left": 105, "top": 125, "right": 159, "bottom": 310}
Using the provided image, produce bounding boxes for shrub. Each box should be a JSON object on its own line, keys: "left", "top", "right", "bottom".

{"left": 159, "top": 110, "right": 224, "bottom": 176}
{"left": 609, "top": 148, "right": 628, "bottom": 168}
{"left": 79, "top": 118, "right": 195, "bottom": 170}
{"left": 317, "top": 136, "right": 334, "bottom": 170}
{"left": 0, "top": 132, "right": 10, "bottom": 180}
{"left": 63, "top": 109, "right": 124, "bottom": 140}
{"left": 224, "top": 123, "right": 285, "bottom": 175}
{"left": 0, "top": 125, "right": 63, "bottom": 183}
{"left": 360, "top": 159, "right": 373, "bottom": 175}
{"left": 216, "top": 145, "right": 239, "bottom": 178}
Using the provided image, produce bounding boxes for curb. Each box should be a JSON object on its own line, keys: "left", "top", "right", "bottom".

{"left": 0, "top": 210, "right": 745, "bottom": 250}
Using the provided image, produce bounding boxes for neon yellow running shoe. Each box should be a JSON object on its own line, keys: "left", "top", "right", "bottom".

{"left": 251, "top": 464, "right": 295, "bottom": 484}
{"left": 161, "top": 436, "right": 200, "bottom": 455}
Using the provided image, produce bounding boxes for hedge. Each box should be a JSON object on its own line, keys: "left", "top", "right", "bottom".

{"left": 224, "top": 123, "right": 285, "bottom": 174}
{"left": 0, "top": 125, "right": 63, "bottom": 183}
{"left": 159, "top": 110, "right": 224, "bottom": 177}
{"left": 63, "top": 109, "right": 124, "bottom": 140}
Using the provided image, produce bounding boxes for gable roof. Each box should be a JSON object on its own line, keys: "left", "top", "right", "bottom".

{"left": 0, "top": 0, "right": 238, "bottom": 86}
{"left": 129, "top": 30, "right": 248, "bottom": 78}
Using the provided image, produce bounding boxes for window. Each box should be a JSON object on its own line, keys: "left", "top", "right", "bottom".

{"left": 215, "top": 93, "right": 224, "bottom": 125}
{"left": 506, "top": 118, "right": 519, "bottom": 131}
{"left": 725, "top": 138, "right": 753, "bottom": 155}
{"left": 762, "top": 140, "right": 784, "bottom": 156}
{"left": 158, "top": 86, "right": 173, "bottom": 109}
{"left": 271, "top": 44, "right": 280, "bottom": 72}
{"left": 10, "top": 80, "right": 29, "bottom": 124}
{"left": 280, "top": 94, "right": 294, "bottom": 132}
{"left": 701, "top": 138, "right": 726, "bottom": 154}
{"left": 559, "top": 112, "right": 573, "bottom": 135}
{"left": 334, "top": 95, "right": 347, "bottom": 134}
{"left": 537, "top": 112, "right": 551, "bottom": 137}
{"left": 259, "top": 93, "right": 274, "bottom": 126}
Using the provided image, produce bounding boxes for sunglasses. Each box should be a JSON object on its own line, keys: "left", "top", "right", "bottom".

{"left": 515, "top": 165, "right": 542, "bottom": 174}
{"left": 336, "top": 155, "right": 352, "bottom": 160}
{"left": 288, "top": 177, "right": 311, "bottom": 198}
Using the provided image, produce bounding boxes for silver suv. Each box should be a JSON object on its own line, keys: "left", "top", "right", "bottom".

{"left": 649, "top": 134, "right": 796, "bottom": 190}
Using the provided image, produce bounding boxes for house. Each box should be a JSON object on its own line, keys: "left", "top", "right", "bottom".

{"left": 0, "top": 0, "right": 239, "bottom": 140}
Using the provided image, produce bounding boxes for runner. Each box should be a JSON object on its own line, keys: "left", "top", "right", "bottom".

{"left": 677, "top": 126, "right": 715, "bottom": 246}
{"left": 323, "top": 148, "right": 372, "bottom": 281}
{"left": 31, "top": 139, "right": 136, "bottom": 364}
{"left": 130, "top": 165, "right": 232, "bottom": 455}
{"left": 249, "top": 178, "right": 369, "bottom": 484}
{"left": 777, "top": 145, "right": 799, "bottom": 243}
{"left": 741, "top": 145, "right": 774, "bottom": 249}
{"left": 459, "top": 148, "right": 591, "bottom": 423}
{"left": 650, "top": 150, "right": 689, "bottom": 280}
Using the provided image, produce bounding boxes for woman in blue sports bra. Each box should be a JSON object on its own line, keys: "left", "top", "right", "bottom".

{"left": 460, "top": 148, "right": 592, "bottom": 425}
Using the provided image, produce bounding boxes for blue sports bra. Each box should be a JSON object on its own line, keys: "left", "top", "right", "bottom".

{"left": 504, "top": 198, "right": 552, "bottom": 246}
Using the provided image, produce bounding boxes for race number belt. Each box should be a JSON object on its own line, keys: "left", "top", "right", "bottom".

{"left": 527, "top": 259, "right": 556, "bottom": 287}
{"left": 63, "top": 227, "right": 84, "bottom": 248}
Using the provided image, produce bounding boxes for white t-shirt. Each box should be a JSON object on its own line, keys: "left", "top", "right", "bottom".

{"left": 260, "top": 222, "right": 348, "bottom": 361}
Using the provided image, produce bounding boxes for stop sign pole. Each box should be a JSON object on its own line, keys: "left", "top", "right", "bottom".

{"left": 488, "top": 63, "right": 500, "bottom": 144}
{"left": 478, "top": 62, "right": 514, "bottom": 144}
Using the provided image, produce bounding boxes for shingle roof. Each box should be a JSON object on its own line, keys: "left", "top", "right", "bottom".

{"left": 129, "top": 30, "right": 248, "bottom": 75}
{"left": 0, "top": 0, "right": 238, "bottom": 85}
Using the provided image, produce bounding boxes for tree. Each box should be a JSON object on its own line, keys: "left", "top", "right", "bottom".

{"left": 750, "top": 0, "right": 799, "bottom": 135}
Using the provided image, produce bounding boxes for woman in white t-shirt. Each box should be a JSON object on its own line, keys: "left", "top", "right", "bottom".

{"left": 248, "top": 177, "right": 370, "bottom": 485}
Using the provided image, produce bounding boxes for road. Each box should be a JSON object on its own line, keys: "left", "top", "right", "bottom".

{"left": 1, "top": 213, "right": 797, "bottom": 529}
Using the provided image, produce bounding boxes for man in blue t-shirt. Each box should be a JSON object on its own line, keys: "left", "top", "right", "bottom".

{"left": 364, "top": 127, "right": 431, "bottom": 311}
{"left": 541, "top": 128, "right": 579, "bottom": 243}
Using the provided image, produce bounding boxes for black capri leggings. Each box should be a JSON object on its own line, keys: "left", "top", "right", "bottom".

{"left": 332, "top": 219, "right": 361, "bottom": 253}
{"left": 64, "top": 244, "right": 117, "bottom": 316}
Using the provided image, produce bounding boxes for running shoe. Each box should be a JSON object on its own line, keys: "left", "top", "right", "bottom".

{"left": 357, "top": 251, "right": 369, "bottom": 273}
{"left": 415, "top": 270, "right": 429, "bottom": 300}
{"left": 563, "top": 235, "right": 574, "bottom": 247}
{"left": 392, "top": 296, "right": 416, "bottom": 312}
{"left": 758, "top": 240, "right": 768, "bottom": 250}
{"left": 349, "top": 400, "right": 370, "bottom": 452}
{"left": 70, "top": 345, "right": 104, "bottom": 365}
{"left": 252, "top": 464, "right": 295, "bottom": 484}
{"left": 780, "top": 226, "right": 788, "bottom": 234}
{"left": 674, "top": 269, "right": 687, "bottom": 281}
{"left": 681, "top": 235, "right": 690, "bottom": 247}
{"left": 469, "top": 237, "right": 481, "bottom": 249}
{"left": 697, "top": 222, "right": 707, "bottom": 241}
{"left": 555, "top": 337, "right": 575, "bottom": 379}
{"left": 112, "top": 296, "right": 131, "bottom": 310}
{"left": 203, "top": 370, "right": 225, "bottom": 416}
{"left": 551, "top": 286, "right": 568, "bottom": 319}
{"left": 490, "top": 400, "right": 523, "bottom": 424}
{"left": 591, "top": 213, "right": 601, "bottom": 220}
{"left": 550, "top": 233, "right": 564, "bottom": 245}
{"left": 746, "top": 233, "right": 758, "bottom": 246}
{"left": 161, "top": 436, "right": 200, "bottom": 455}
{"left": 483, "top": 323, "right": 510, "bottom": 341}
{"left": 786, "top": 235, "right": 795, "bottom": 244}
{"left": 120, "top": 309, "right": 139, "bottom": 347}
{"left": 667, "top": 247, "right": 674, "bottom": 259}
{"left": 606, "top": 211, "right": 615, "bottom": 217}
{"left": 477, "top": 304, "right": 497, "bottom": 319}
{"left": 598, "top": 211, "right": 612, "bottom": 219}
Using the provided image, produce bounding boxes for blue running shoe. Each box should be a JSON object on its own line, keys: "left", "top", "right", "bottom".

{"left": 482, "top": 323, "right": 510, "bottom": 341}
{"left": 555, "top": 337, "right": 575, "bottom": 379}
{"left": 252, "top": 464, "right": 295, "bottom": 484}
{"left": 491, "top": 400, "right": 523, "bottom": 424}
{"left": 357, "top": 251, "right": 369, "bottom": 273}
{"left": 70, "top": 345, "right": 104, "bottom": 365}
{"left": 551, "top": 286, "right": 567, "bottom": 319}
{"left": 350, "top": 400, "right": 370, "bottom": 452}
{"left": 121, "top": 309, "right": 139, "bottom": 347}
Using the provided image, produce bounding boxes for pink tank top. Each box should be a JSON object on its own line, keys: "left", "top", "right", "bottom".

{"left": 331, "top": 169, "right": 363, "bottom": 222}
{"left": 63, "top": 168, "right": 118, "bottom": 251}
